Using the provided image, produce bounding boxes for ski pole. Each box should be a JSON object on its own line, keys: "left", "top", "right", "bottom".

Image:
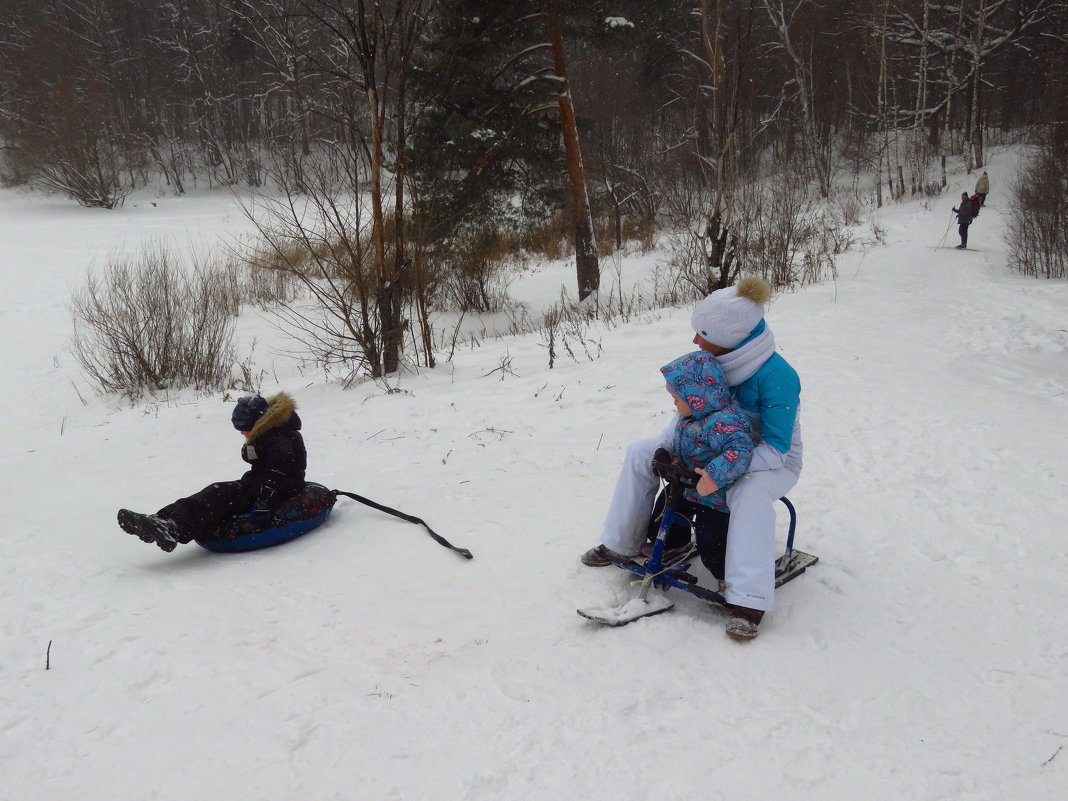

{"left": 936, "top": 212, "right": 955, "bottom": 249}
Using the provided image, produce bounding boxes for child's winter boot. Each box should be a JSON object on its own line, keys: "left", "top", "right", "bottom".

{"left": 117, "top": 509, "right": 182, "bottom": 552}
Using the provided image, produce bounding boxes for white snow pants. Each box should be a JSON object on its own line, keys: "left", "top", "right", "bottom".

{"left": 599, "top": 429, "right": 674, "bottom": 557}
{"left": 600, "top": 426, "right": 799, "bottom": 613}
{"left": 722, "top": 466, "right": 798, "bottom": 612}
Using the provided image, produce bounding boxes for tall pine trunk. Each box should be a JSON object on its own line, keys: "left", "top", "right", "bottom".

{"left": 545, "top": 0, "right": 599, "bottom": 301}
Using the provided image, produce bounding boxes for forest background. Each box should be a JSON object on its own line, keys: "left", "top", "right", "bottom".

{"left": 1, "top": 0, "right": 1065, "bottom": 393}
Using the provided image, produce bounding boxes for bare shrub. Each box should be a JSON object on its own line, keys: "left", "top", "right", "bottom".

{"left": 596, "top": 251, "right": 651, "bottom": 323}
{"left": 522, "top": 214, "right": 571, "bottom": 261}
{"left": 0, "top": 146, "right": 32, "bottom": 187}
{"left": 216, "top": 254, "right": 304, "bottom": 311}
{"left": 71, "top": 243, "right": 240, "bottom": 397}
{"left": 239, "top": 262, "right": 303, "bottom": 309}
{"left": 11, "top": 75, "right": 136, "bottom": 208}
{"left": 437, "top": 224, "right": 518, "bottom": 313}
{"left": 239, "top": 160, "right": 398, "bottom": 379}
{"left": 1006, "top": 141, "right": 1068, "bottom": 279}
{"left": 659, "top": 164, "right": 842, "bottom": 302}
{"left": 536, "top": 292, "right": 606, "bottom": 369}
{"left": 735, "top": 178, "right": 816, "bottom": 286}
{"left": 658, "top": 214, "right": 745, "bottom": 303}
{"left": 832, "top": 188, "right": 866, "bottom": 227}
{"left": 593, "top": 211, "right": 656, "bottom": 256}
{"left": 27, "top": 128, "right": 133, "bottom": 209}
{"left": 658, "top": 170, "right": 747, "bottom": 302}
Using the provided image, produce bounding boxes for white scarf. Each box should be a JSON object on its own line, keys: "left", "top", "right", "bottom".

{"left": 717, "top": 325, "right": 776, "bottom": 387}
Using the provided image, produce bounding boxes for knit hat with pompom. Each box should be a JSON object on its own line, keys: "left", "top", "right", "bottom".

{"left": 691, "top": 276, "right": 773, "bottom": 349}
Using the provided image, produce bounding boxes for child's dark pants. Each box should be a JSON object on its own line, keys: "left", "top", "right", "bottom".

{"left": 646, "top": 489, "right": 732, "bottom": 580}
{"left": 157, "top": 481, "right": 259, "bottom": 542}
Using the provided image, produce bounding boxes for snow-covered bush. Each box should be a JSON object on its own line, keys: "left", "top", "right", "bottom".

{"left": 1006, "top": 140, "right": 1068, "bottom": 280}
{"left": 71, "top": 244, "right": 240, "bottom": 397}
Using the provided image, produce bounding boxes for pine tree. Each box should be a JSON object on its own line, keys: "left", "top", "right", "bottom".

{"left": 409, "top": 0, "right": 602, "bottom": 299}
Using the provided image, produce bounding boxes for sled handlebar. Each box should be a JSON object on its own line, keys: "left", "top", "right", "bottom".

{"left": 651, "top": 449, "right": 700, "bottom": 489}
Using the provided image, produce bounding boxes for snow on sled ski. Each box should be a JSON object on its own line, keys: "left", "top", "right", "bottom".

{"left": 577, "top": 592, "right": 674, "bottom": 626}
{"left": 578, "top": 453, "right": 818, "bottom": 627}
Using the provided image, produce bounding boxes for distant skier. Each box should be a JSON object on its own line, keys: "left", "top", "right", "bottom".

{"left": 952, "top": 192, "right": 975, "bottom": 249}
{"left": 117, "top": 392, "right": 307, "bottom": 551}
{"left": 974, "top": 171, "right": 990, "bottom": 207}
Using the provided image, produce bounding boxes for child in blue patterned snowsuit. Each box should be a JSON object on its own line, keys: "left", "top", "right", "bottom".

{"left": 582, "top": 351, "right": 754, "bottom": 583}
{"left": 661, "top": 352, "right": 754, "bottom": 511}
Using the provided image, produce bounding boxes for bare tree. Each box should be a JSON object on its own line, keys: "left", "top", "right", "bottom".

{"left": 1006, "top": 138, "right": 1068, "bottom": 280}
{"left": 675, "top": 0, "right": 766, "bottom": 292}
{"left": 884, "top": 0, "right": 1057, "bottom": 171}
{"left": 230, "top": 0, "right": 435, "bottom": 378}
{"left": 762, "top": 0, "right": 833, "bottom": 198}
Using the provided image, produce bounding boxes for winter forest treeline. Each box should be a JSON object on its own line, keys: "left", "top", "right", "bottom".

{"left": 2, "top": 1, "right": 1066, "bottom": 391}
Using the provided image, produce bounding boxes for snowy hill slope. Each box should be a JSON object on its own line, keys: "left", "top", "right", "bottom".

{"left": 2, "top": 157, "right": 1067, "bottom": 801}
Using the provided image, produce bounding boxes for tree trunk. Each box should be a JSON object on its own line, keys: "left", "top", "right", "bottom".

{"left": 545, "top": 0, "right": 599, "bottom": 301}
{"left": 969, "top": 0, "right": 987, "bottom": 171}
{"left": 366, "top": 80, "right": 400, "bottom": 376}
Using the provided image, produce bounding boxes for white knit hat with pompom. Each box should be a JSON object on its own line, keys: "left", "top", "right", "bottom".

{"left": 691, "top": 276, "right": 773, "bottom": 349}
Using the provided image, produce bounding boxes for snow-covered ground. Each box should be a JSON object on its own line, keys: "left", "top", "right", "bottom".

{"left": 2, "top": 153, "right": 1067, "bottom": 801}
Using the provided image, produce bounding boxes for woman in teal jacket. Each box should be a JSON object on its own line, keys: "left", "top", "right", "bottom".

{"left": 690, "top": 276, "right": 803, "bottom": 640}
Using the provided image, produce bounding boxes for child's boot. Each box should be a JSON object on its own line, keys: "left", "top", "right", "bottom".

{"left": 117, "top": 509, "right": 182, "bottom": 552}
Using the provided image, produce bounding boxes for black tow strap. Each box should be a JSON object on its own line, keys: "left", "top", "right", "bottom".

{"left": 332, "top": 489, "right": 473, "bottom": 560}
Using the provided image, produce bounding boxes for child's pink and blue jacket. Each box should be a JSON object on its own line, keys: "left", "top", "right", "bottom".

{"left": 661, "top": 351, "right": 755, "bottom": 510}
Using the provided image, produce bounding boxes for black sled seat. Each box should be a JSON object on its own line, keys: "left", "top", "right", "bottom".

{"left": 195, "top": 482, "right": 337, "bottom": 553}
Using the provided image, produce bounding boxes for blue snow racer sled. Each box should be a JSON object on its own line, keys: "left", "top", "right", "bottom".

{"left": 577, "top": 451, "right": 818, "bottom": 626}
{"left": 195, "top": 482, "right": 474, "bottom": 559}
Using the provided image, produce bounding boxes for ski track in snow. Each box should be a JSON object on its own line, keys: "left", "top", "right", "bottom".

{"left": 2, "top": 152, "right": 1067, "bottom": 800}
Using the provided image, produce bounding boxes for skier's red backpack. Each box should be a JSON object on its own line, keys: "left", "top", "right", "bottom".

{"left": 970, "top": 194, "right": 982, "bottom": 217}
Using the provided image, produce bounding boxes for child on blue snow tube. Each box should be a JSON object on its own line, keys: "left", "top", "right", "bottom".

{"left": 118, "top": 392, "right": 308, "bottom": 552}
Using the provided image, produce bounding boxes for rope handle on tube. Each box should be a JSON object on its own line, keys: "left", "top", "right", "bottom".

{"left": 332, "top": 489, "right": 474, "bottom": 560}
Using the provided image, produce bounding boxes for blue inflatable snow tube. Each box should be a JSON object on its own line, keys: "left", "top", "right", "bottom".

{"left": 196, "top": 508, "right": 332, "bottom": 553}
{"left": 195, "top": 482, "right": 336, "bottom": 553}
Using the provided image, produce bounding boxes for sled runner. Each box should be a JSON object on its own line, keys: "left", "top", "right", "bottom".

{"left": 577, "top": 456, "right": 818, "bottom": 626}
